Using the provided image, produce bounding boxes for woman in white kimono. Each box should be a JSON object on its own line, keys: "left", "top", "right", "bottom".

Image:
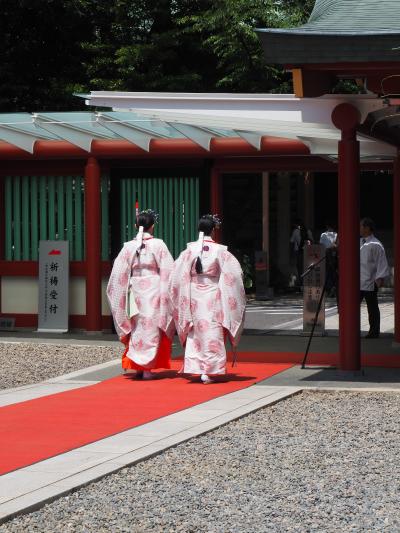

{"left": 107, "top": 210, "right": 174, "bottom": 379}
{"left": 170, "top": 215, "right": 246, "bottom": 383}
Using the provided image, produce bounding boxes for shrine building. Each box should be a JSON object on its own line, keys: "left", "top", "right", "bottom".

{"left": 1, "top": 0, "right": 400, "bottom": 371}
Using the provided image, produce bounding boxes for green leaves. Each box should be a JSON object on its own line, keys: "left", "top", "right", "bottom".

{"left": 1, "top": 0, "right": 314, "bottom": 111}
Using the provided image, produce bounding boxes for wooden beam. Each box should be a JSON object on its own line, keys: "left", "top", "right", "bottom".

{"left": 291, "top": 68, "right": 335, "bottom": 97}
{"left": 292, "top": 69, "right": 305, "bottom": 98}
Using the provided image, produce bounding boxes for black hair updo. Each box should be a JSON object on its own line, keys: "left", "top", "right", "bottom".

{"left": 136, "top": 211, "right": 155, "bottom": 231}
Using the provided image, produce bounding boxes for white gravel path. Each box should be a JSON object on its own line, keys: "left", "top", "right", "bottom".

{"left": 1, "top": 390, "right": 400, "bottom": 532}
{"left": 0, "top": 343, "right": 119, "bottom": 390}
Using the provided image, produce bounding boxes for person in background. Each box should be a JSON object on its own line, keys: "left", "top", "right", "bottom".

{"left": 360, "top": 217, "right": 390, "bottom": 339}
{"left": 170, "top": 214, "right": 246, "bottom": 384}
{"left": 320, "top": 222, "right": 338, "bottom": 298}
{"left": 107, "top": 209, "right": 174, "bottom": 379}
{"left": 290, "top": 219, "right": 313, "bottom": 288}
{"left": 319, "top": 222, "right": 337, "bottom": 249}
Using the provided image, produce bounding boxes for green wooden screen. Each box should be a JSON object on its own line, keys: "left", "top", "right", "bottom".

{"left": 4, "top": 175, "right": 109, "bottom": 261}
{"left": 100, "top": 175, "right": 110, "bottom": 260}
{"left": 120, "top": 177, "right": 200, "bottom": 257}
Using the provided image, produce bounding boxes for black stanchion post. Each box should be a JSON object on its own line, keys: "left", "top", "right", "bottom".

{"left": 301, "top": 255, "right": 327, "bottom": 369}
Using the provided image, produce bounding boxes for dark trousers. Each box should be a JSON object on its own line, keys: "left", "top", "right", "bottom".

{"left": 296, "top": 251, "right": 303, "bottom": 287}
{"left": 360, "top": 285, "right": 380, "bottom": 335}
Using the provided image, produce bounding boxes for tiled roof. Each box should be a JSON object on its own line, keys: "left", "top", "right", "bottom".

{"left": 257, "top": 0, "right": 400, "bottom": 63}
{"left": 289, "top": 0, "right": 400, "bottom": 34}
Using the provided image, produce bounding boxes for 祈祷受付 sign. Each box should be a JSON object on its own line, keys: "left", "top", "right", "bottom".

{"left": 37, "top": 241, "right": 69, "bottom": 333}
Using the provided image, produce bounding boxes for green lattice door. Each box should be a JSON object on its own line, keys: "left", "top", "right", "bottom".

{"left": 4, "top": 175, "right": 110, "bottom": 261}
{"left": 120, "top": 176, "right": 200, "bottom": 257}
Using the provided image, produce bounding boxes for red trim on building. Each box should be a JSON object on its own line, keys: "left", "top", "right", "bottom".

{"left": 0, "top": 137, "right": 310, "bottom": 160}
{"left": 0, "top": 161, "right": 86, "bottom": 176}
{"left": 285, "top": 61, "right": 400, "bottom": 72}
{"left": 0, "top": 313, "right": 113, "bottom": 330}
{"left": 0, "top": 154, "right": 390, "bottom": 177}
{"left": 213, "top": 156, "right": 392, "bottom": 173}
{"left": 394, "top": 155, "right": 400, "bottom": 343}
{"left": 0, "top": 177, "right": 4, "bottom": 314}
{"left": 84, "top": 157, "right": 102, "bottom": 331}
{"left": 332, "top": 103, "right": 362, "bottom": 371}
{"left": 0, "top": 261, "right": 111, "bottom": 277}
{"left": 210, "top": 166, "right": 223, "bottom": 243}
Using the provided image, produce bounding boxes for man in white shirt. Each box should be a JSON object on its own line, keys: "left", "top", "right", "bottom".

{"left": 360, "top": 218, "right": 390, "bottom": 338}
{"left": 320, "top": 223, "right": 337, "bottom": 249}
{"left": 320, "top": 222, "right": 338, "bottom": 298}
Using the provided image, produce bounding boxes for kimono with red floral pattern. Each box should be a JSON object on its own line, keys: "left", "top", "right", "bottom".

{"left": 107, "top": 233, "right": 174, "bottom": 370}
{"left": 170, "top": 239, "right": 246, "bottom": 375}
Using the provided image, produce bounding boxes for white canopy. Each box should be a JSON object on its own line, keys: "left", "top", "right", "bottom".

{"left": 82, "top": 92, "right": 396, "bottom": 160}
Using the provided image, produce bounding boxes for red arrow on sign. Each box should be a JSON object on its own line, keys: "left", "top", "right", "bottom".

{"left": 48, "top": 249, "right": 61, "bottom": 255}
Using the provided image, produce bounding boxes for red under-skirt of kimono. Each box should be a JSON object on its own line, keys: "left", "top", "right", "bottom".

{"left": 121, "top": 332, "right": 172, "bottom": 371}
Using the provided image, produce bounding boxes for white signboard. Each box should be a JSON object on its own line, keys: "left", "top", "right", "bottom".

{"left": 37, "top": 241, "right": 69, "bottom": 333}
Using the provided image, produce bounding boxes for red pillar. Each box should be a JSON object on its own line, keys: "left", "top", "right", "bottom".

{"left": 210, "top": 166, "right": 223, "bottom": 243}
{"left": 332, "top": 104, "right": 361, "bottom": 371}
{"left": 84, "top": 157, "right": 102, "bottom": 332}
{"left": 394, "top": 155, "right": 400, "bottom": 342}
{"left": 0, "top": 177, "right": 4, "bottom": 315}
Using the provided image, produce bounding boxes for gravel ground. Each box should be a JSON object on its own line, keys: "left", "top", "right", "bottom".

{"left": 0, "top": 343, "right": 119, "bottom": 389}
{"left": 2, "top": 390, "right": 400, "bottom": 532}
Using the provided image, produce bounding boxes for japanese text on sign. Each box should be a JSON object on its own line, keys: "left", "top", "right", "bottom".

{"left": 38, "top": 241, "right": 69, "bottom": 333}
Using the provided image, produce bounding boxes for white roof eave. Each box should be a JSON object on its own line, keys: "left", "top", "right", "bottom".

{"left": 0, "top": 126, "right": 37, "bottom": 153}
{"left": 82, "top": 91, "right": 394, "bottom": 158}
{"left": 84, "top": 92, "right": 384, "bottom": 124}
{"left": 33, "top": 114, "right": 111, "bottom": 152}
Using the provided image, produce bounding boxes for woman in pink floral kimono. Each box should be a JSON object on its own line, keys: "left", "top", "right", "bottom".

{"left": 170, "top": 215, "right": 246, "bottom": 383}
{"left": 107, "top": 210, "right": 174, "bottom": 379}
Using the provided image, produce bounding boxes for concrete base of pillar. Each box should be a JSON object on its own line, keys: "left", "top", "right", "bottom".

{"left": 255, "top": 287, "right": 274, "bottom": 300}
{"left": 301, "top": 331, "right": 327, "bottom": 337}
{"left": 334, "top": 369, "right": 365, "bottom": 379}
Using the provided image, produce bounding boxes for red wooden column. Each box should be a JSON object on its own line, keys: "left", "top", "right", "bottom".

{"left": 332, "top": 104, "right": 361, "bottom": 371}
{"left": 394, "top": 154, "right": 400, "bottom": 343}
{"left": 210, "top": 166, "right": 223, "bottom": 243}
{"left": 0, "top": 177, "right": 4, "bottom": 315}
{"left": 84, "top": 157, "right": 102, "bottom": 332}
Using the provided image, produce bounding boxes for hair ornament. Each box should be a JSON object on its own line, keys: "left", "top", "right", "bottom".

{"left": 138, "top": 208, "right": 159, "bottom": 224}
{"left": 202, "top": 213, "right": 222, "bottom": 227}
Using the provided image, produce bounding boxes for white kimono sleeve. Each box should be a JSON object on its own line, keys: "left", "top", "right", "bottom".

{"left": 218, "top": 249, "right": 246, "bottom": 346}
{"left": 154, "top": 240, "right": 175, "bottom": 337}
{"left": 106, "top": 245, "right": 133, "bottom": 339}
{"left": 169, "top": 248, "right": 194, "bottom": 345}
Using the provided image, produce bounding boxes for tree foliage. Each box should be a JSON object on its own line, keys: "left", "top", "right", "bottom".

{"left": 179, "top": 0, "right": 314, "bottom": 93}
{"left": 0, "top": 0, "right": 314, "bottom": 111}
{"left": 0, "top": 0, "right": 90, "bottom": 111}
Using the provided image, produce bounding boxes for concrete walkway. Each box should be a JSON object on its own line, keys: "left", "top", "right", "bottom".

{"left": 244, "top": 294, "right": 394, "bottom": 335}
{"left": 0, "top": 358, "right": 299, "bottom": 523}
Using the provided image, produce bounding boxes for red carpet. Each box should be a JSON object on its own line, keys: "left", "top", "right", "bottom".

{"left": 0, "top": 361, "right": 292, "bottom": 476}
